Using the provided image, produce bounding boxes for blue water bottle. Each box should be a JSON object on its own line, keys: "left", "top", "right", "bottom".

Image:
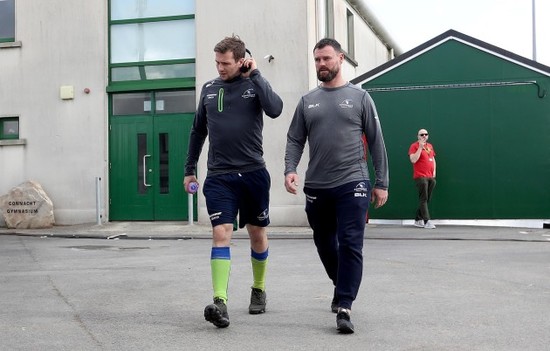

{"left": 187, "top": 181, "right": 199, "bottom": 194}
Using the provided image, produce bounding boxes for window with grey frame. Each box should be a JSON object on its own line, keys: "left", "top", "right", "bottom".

{"left": 0, "top": 0, "right": 15, "bottom": 43}
{"left": 346, "top": 9, "right": 355, "bottom": 59}
{"left": 325, "top": 0, "right": 334, "bottom": 38}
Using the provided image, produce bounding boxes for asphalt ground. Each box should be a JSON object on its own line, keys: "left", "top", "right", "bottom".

{"left": 1, "top": 222, "right": 549, "bottom": 350}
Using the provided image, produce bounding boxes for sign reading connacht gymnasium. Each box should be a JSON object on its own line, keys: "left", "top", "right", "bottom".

{"left": 0, "top": 180, "right": 55, "bottom": 229}
{"left": 5, "top": 201, "right": 39, "bottom": 214}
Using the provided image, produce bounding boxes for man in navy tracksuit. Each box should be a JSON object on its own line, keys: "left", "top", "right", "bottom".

{"left": 284, "top": 38, "right": 389, "bottom": 334}
{"left": 184, "top": 35, "right": 283, "bottom": 328}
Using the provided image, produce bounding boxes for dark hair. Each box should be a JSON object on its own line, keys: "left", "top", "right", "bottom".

{"left": 214, "top": 35, "right": 246, "bottom": 60}
{"left": 313, "top": 38, "right": 343, "bottom": 54}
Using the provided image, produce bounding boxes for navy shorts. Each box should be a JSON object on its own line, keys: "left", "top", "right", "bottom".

{"left": 203, "top": 168, "right": 271, "bottom": 228}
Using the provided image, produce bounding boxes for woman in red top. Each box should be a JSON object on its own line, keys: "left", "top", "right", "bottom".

{"left": 408, "top": 129, "right": 436, "bottom": 229}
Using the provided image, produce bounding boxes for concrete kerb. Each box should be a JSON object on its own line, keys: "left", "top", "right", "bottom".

{"left": 0, "top": 222, "right": 313, "bottom": 240}
{"left": 1, "top": 221, "right": 549, "bottom": 242}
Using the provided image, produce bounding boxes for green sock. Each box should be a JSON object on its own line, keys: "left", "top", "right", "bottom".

{"left": 211, "top": 247, "right": 231, "bottom": 303}
{"left": 251, "top": 248, "right": 268, "bottom": 291}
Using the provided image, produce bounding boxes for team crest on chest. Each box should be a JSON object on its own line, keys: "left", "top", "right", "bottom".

{"left": 339, "top": 99, "right": 354, "bottom": 109}
{"left": 242, "top": 89, "right": 255, "bottom": 99}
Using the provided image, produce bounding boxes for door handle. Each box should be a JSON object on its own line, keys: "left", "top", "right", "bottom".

{"left": 143, "top": 154, "right": 152, "bottom": 187}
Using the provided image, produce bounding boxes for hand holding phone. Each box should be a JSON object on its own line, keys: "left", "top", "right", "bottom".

{"left": 240, "top": 59, "right": 252, "bottom": 73}
{"left": 240, "top": 49, "right": 255, "bottom": 74}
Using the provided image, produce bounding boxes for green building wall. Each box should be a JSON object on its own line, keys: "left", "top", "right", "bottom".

{"left": 363, "top": 40, "right": 550, "bottom": 220}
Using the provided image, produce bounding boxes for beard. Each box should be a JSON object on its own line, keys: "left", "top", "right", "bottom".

{"left": 317, "top": 66, "right": 339, "bottom": 82}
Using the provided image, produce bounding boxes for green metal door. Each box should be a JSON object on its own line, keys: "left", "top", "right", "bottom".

{"left": 109, "top": 91, "right": 196, "bottom": 221}
{"left": 110, "top": 115, "right": 153, "bottom": 220}
{"left": 153, "top": 114, "right": 191, "bottom": 220}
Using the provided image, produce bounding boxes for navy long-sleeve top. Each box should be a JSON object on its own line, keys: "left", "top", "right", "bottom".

{"left": 185, "top": 69, "right": 283, "bottom": 176}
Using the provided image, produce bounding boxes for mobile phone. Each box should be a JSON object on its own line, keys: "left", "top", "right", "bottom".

{"left": 240, "top": 49, "right": 252, "bottom": 73}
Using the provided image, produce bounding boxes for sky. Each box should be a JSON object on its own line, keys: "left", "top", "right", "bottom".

{"left": 366, "top": 0, "right": 550, "bottom": 67}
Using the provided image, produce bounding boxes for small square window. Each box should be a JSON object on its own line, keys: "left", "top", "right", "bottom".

{"left": 1, "top": 117, "right": 19, "bottom": 139}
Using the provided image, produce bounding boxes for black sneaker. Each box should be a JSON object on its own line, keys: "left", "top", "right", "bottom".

{"left": 331, "top": 288, "right": 338, "bottom": 313}
{"left": 204, "top": 297, "right": 230, "bottom": 328}
{"left": 248, "top": 287, "right": 266, "bottom": 314}
{"left": 336, "top": 308, "right": 354, "bottom": 334}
